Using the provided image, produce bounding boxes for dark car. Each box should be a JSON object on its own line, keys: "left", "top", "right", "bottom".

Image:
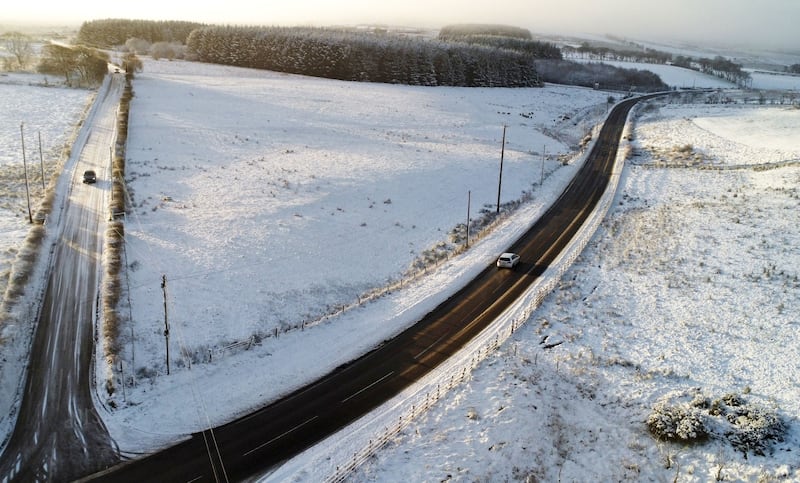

{"left": 82, "top": 170, "right": 97, "bottom": 184}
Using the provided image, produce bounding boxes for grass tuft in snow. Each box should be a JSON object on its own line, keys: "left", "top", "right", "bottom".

{"left": 3, "top": 225, "right": 45, "bottom": 302}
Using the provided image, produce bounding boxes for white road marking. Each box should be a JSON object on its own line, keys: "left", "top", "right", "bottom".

{"left": 341, "top": 371, "right": 394, "bottom": 403}
{"left": 242, "top": 415, "right": 319, "bottom": 457}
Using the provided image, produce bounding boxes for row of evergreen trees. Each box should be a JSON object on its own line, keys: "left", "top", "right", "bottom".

{"left": 75, "top": 19, "right": 671, "bottom": 90}
{"left": 535, "top": 60, "right": 668, "bottom": 91}
{"left": 77, "top": 19, "right": 204, "bottom": 48}
{"left": 186, "top": 26, "right": 543, "bottom": 87}
{"left": 439, "top": 24, "right": 533, "bottom": 40}
{"left": 437, "top": 24, "right": 562, "bottom": 60}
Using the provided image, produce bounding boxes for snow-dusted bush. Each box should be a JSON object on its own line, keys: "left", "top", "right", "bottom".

{"left": 647, "top": 389, "right": 787, "bottom": 456}
{"left": 647, "top": 394, "right": 709, "bottom": 442}
{"left": 150, "top": 41, "right": 186, "bottom": 61}
{"left": 718, "top": 396, "right": 787, "bottom": 456}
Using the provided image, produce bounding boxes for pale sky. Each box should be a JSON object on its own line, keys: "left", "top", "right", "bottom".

{"left": 3, "top": 0, "right": 798, "bottom": 49}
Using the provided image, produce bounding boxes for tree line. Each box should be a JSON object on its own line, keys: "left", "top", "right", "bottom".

{"left": 67, "top": 19, "right": 673, "bottom": 90}
{"left": 534, "top": 59, "right": 668, "bottom": 92}
{"left": 437, "top": 24, "right": 562, "bottom": 60}
{"left": 564, "top": 41, "right": 672, "bottom": 64}
{"left": 439, "top": 24, "right": 533, "bottom": 41}
{"left": 566, "top": 40, "right": 751, "bottom": 87}
{"left": 670, "top": 55, "right": 750, "bottom": 86}
{"left": 76, "top": 19, "right": 204, "bottom": 48}
{"left": 435, "top": 25, "right": 664, "bottom": 90}
{"left": 697, "top": 56, "right": 750, "bottom": 86}
{"left": 186, "top": 26, "right": 543, "bottom": 87}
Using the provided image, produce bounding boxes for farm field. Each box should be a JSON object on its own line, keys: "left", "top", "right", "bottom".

{"left": 1, "top": 59, "right": 798, "bottom": 481}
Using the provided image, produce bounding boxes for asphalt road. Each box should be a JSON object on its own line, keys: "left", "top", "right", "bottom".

{"left": 0, "top": 76, "right": 124, "bottom": 482}
{"left": 81, "top": 94, "right": 658, "bottom": 483}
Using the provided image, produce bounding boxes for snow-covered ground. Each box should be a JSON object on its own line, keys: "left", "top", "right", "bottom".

{"left": 0, "top": 73, "right": 93, "bottom": 294}
{"left": 1, "top": 58, "right": 798, "bottom": 482}
{"left": 747, "top": 70, "right": 800, "bottom": 92}
{"left": 102, "top": 59, "right": 611, "bottom": 445}
{"left": 573, "top": 57, "right": 800, "bottom": 92}
{"left": 571, "top": 58, "right": 735, "bottom": 90}
{"left": 350, "top": 102, "right": 800, "bottom": 482}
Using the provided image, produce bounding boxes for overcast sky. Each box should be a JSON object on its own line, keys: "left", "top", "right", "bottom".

{"left": 4, "top": 0, "right": 797, "bottom": 49}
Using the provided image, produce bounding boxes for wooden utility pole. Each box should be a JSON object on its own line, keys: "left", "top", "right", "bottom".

{"left": 541, "top": 144, "right": 546, "bottom": 185}
{"left": 38, "top": 131, "right": 46, "bottom": 191}
{"left": 466, "top": 190, "right": 471, "bottom": 248}
{"left": 162, "top": 275, "right": 170, "bottom": 375}
{"left": 20, "top": 123, "right": 33, "bottom": 223}
{"left": 120, "top": 361, "right": 127, "bottom": 402}
{"left": 496, "top": 125, "right": 506, "bottom": 214}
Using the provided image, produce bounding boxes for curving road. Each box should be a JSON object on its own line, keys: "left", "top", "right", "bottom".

{"left": 0, "top": 75, "right": 124, "bottom": 482}
{"left": 82, "top": 94, "right": 661, "bottom": 482}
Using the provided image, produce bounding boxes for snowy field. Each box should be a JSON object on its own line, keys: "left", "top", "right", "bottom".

{"left": 571, "top": 58, "right": 735, "bottom": 90}
{"left": 573, "top": 57, "right": 800, "bottom": 92}
{"left": 0, "top": 57, "right": 798, "bottom": 482}
{"left": 350, "top": 102, "right": 800, "bottom": 482}
{"left": 0, "top": 73, "right": 93, "bottom": 294}
{"left": 103, "top": 59, "right": 611, "bottom": 444}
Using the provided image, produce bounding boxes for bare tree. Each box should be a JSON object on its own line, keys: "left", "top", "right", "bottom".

{"left": 2, "top": 31, "right": 35, "bottom": 70}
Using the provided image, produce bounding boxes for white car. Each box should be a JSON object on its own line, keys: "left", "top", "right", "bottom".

{"left": 496, "top": 252, "right": 520, "bottom": 269}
